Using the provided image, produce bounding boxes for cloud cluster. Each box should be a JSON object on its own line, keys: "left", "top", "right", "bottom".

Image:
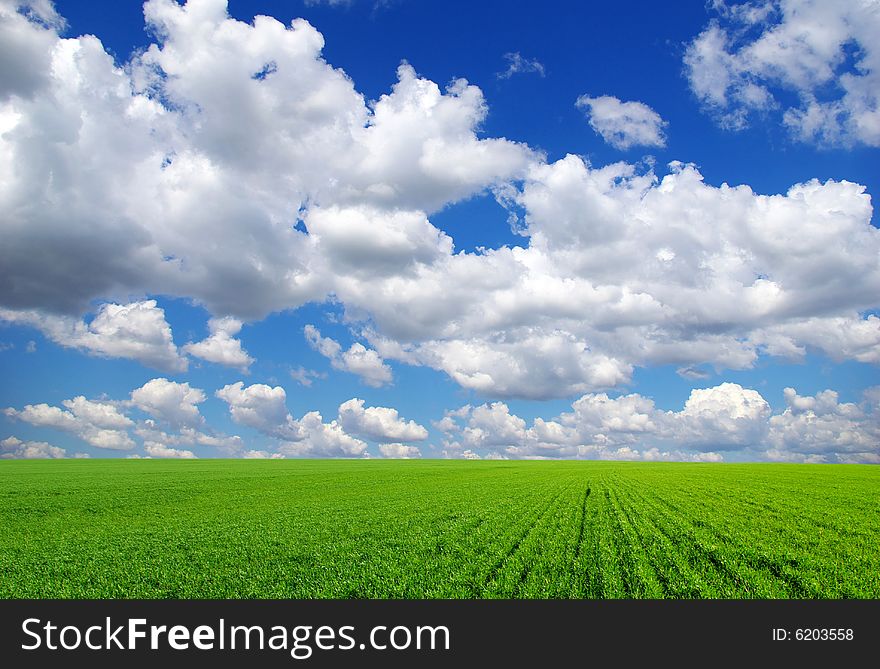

{"left": 0, "top": 301, "right": 186, "bottom": 372}
{"left": 439, "top": 383, "right": 880, "bottom": 464}
{"left": 575, "top": 95, "right": 667, "bottom": 149}
{"left": 766, "top": 388, "right": 880, "bottom": 463}
{"left": 338, "top": 397, "right": 428, "bottom": 442}
{"left": 216, "top": 380, "right": 363, "bottom": 456}
{"left": 215, "top": 381, "right": 303, "bottom": 441}
{"left": 3, "top": 377, "right": 877, "bottom": 461}
{"left": 5, "top": 396, "right": 135, "bottom": 450}
{"left": 378, "top": 443, "right": 421, "bottom": 458}
{"left": 183, "top": 317, "right": 253, "bottom": 372}
{"left": 0, "top": 0, "right": 533, "bottom": 321}
{"left": 0, "top": 435, "right": 66, "bottom": 459}
{"left": 358, "top": 159, "right": 879, "bottom": 398}
{"left": 131, "top": 378, "right": 206, "bottom": 429}
{"left": 144, "top": 442, "right": 196, "bottom": 459}
{"left": 216, "top": 382, "right": 427, "bottom": 457}
{"left": 0, "top": 0, "right": 877, "bottom": 402}
{"left": 684, "top": 0, "right": 880, "bottom": 146}
{"left": 304, "top": 325, "right": 392, "bottom": 387}
{"left": 279, "top": 411, "right": 367, "bottom": 458}
{"left": 4, "top": 378, "right": 240, "bottom": 457}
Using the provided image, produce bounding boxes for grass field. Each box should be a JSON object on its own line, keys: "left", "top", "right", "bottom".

{"left": 0, "top": 459, "right": 878, "bottom": 598}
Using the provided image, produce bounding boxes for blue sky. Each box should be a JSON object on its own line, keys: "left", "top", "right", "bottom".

{"left": 1, "top": 0, "right": 878, "bottom": 462}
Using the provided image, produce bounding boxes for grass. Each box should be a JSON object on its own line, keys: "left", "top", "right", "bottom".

{"left": 0, "top": 459, "right": 878, "bottom": 598}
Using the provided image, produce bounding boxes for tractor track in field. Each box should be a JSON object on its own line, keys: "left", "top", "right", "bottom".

{"left": 573, "top": 483, "right": 592, "bottom": 565}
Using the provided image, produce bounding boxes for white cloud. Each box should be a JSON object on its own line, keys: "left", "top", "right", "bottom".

{"left": 279, "top": 411, "right": 367, "bottom": 457}
{"left": 305, "top": 325, "right": 392, "bottom": 387}
{"left": 378, "top": 443, "right": 421, "bottom": 458}
{"left": 215, "top": 381, "right": 303, "bottom": 441}
{"left": 575, "top": 95, "right": 667, "bottom": 149}
{"left": 0, "top": 435, "right": 66, "bottom": 459}
{"left": 461, "top": 402, "right": 528, "bottom": 449}
{"left": 0, "top": 2, "right": 534, "bottom": 321}
{"left": 339, "top": 344, "right": 393, "bottom": 387}
{"left": 0, "top": 301, "right": 186, "bottom": 372}
{"left": 143, "top": 442, "right": 196, "bottom": 458}
{"left": 289, "top": 366, "right": 325, "bottom": 387}
{"left": 337, "top": 397, "right": 428, "bottom": 442}
{"left": 353, "top": 157, "right": 879, "bottom": 399}
{"left": 0, "top": 0, "right": 877, "bottom": 403}
{"left": 4, "top": 397, "right": 136, "bottom": 450}
{"left": 765, "top": 387, "right": 880, "bottom": 462}
{"left": 438, "top": 382, "right": 879, "bottom": 463}
{"left": 303, "top": 324, "right": 341, "bottom": 359}
{"left": 242, "top": 449, "right": 285, "bottom": 459}
{"left": 131, "top": 378, "right": 206, "bottom": 429}
{"left": 752, "top": 316, "right": 880, "bottom": 364}
{"left": 306, "top": 205, "right": 452, "bottom": 277}
{"left": 134, "top": 420, "right": 243, "bottom": 455}
{"left": 684, "top": 0, "right": 880, "bottom": 146}
{"left": 183, "top": 316, "right": 253, "bottom": 371}
{"left": 216, "top": 382, "right": 370, "bottom": 457}
{"left": 497, "top": 52, "right": 545, "bottom": 79}
{"left": 676, "top": 382, "right": 771, "bottom": 449}
{"left": 62, "top": 396, "right": 134, "bottom": 430}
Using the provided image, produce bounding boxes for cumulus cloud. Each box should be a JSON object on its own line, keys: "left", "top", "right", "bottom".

{"left": 143, "top": 442, "right": 196, "bottom": 458}
{"left": 131, "top": 378, "right": 206, "bottom": 429}
{"left": 62, "top": 396, "right": 134, "bottom": 430}
{"left": 0, "top": 2, "right": 533, "bottom": 322}
{"left": 242, "top": 449, "right": 285, "bottom": 459}
{"left": 0, "top": 0, "right": 877, "bottom": 402}
{"left": 439, "top": 383, "right": 879, "bottom": 463}
{"left": 575, "top": 95, "right": 667, "bottom": 149}
{"left": 134, "top": 419, "right": 243, "bottom": 455}
{"left": 765, "top": 387, "right": 880, "bottom": 463}
{"left": 215, "top": 381, "right": 303, "bottom": 441}
{"left": 4, "top": 378, "right": 243, "bottom": 457}
{"left": 279, "top": 411, "right": 368, "bottom": 457}
{"left": 0, "top": 435, "right": 66, "bottom": 459}
{"left": 4, "top": 397, "right": 135, "bottom": 450}
{"left": 183, "top": 316, "right": 253, "bottom": 371}
{"left": 497, "top": 52, "right": 545, "bottom": 79}
{"left": 290, "top": 366, "right": 325, "bottom": 387}
{"left": 215, "top": 380, "right": 372, "bottom": 457}
{"left": 353, "top": 158, "right": 880, "bottom": 398}
{"left": 378, "top": 443, "right": 421, "bottom": 458}
{"left": 337, "top": 398, "right": 428, "bottom": 442}
{"left": 305, "top": 325, "right": 392, "bottom": 387}
{"left": 0, "top": 301, "right": 186, "bottom": 372}
{"left": 684, "top": 0, "right": 880, "bottom": 146}
{"left": 676, "top": 383, "right": 771, "bottom": 449}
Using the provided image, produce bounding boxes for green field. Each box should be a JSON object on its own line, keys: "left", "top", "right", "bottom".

{"left": 1, "top": 459, "right": 878, "bottom": 598}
